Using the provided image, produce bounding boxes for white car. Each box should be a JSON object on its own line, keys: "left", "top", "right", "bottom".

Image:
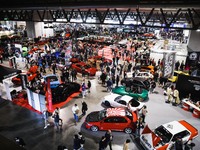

{"left": 140, "top": 120, "right": 198, "bottom": 150}
{"left": 102, "top": 93, "right": 145, "bottom": 111}
{"left": 135, "top": 70, "right": 154, "bottom": 79}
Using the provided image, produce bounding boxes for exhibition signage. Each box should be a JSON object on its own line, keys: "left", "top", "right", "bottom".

{"left": 20, "top": 73, "right": 28, "bottom": 89}
{"left": 176, "top": 74, "right": 200, "bottom": 102}
{"left": 163, "top": 52, "right": 176, "bottom": 77}
{"left": 47, "top": 78, "right": 53, "bottom": 111}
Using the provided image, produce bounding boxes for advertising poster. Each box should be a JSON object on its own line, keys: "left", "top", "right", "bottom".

{"left": 47, "top": 78, "right": 53, "bottom": 111}
{"left": 20, "top": 73, "right": 28, "bottom": 89}
{"left": 176, "top": 74, "right": 200, "bottom": 102}
{"left": 163, "top": 52, "right": 176, "bottom": 77}
{"left": 185, "top": 52, "right": 200, "bottom": 70}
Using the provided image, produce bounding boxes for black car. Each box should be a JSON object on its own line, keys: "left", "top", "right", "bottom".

{"left": 120, "top": 77, "right": 150, "bottom": 90}
{"left": 52, "top": 82, "right": 80, "bottom": 103}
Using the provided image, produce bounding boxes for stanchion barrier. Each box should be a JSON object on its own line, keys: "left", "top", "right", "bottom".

{"left": 192, "top": 109, "right": 200, "bottom": 118}
{"left": 182, "top": 102, "right": 190, "bottom": 111}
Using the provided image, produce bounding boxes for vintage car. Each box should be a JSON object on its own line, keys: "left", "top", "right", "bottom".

{"left": 88, "top": 55, "right": 112, "bottom": 66}
{"left": 85, "top": 107, "right": 138, "bottom": 134}
{"left": 140, "top": 65, "right": 155, "bottom": 74}
{"left": 71, "top": 62, "right": 97, "bottom": 76}
{"left": 43, "top": 74, "right": 60, "bottom": 89}
{"left": 112, "top": 86, "right": 149, "bottom": 101}
{"left": 168, "top": 70, "right": 189, "bottom": 83}
{"left": 102, "top": 93, "right": 145, "bottom": 111}
{"left": 51, "top": 82, "right": 80, "bottom": 103}
{"left": 11, "top": 65, "right": 38, "bottom": 86}
{"left": 140, "top": 120, "right": 198, "bottom": 150}
{"left": 121, "top": 77, "right": 151, "bottom": 90}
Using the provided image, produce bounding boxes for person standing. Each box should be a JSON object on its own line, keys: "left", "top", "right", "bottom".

{"left": 78, "top": 132, "right": 85, "bottom": 150}
{"left": 135, "top": 117, "right": 143, "bottom": 137}
{"left": 141, "top": 105, "right": 148, "bottom": 124}
{"left": 81, "top": 82, "right": 86, "bottom": 98}
{"left": 73, "top": 134, "right": 82, "bottom": 150}
{"left": 115, "top": 74, "right": 120, "bottom": 87}
{"left": 87, "top": 80, "right": 91, "bottom": 93}
{"left": 105, "top": 130, "right": 113, "bottom": 150}
{"left": 72, "top": 104, "right": 80, "bottom": 125}
{"left": 81, "top": 101, "right": 88, "bottom": 116}
{"left": 99, "top": 136, "right": 107, "bottom": 150}
{"left": 43, "top": 109, "right": 50, "bottom": 129}
{"left": 174, "top": 136, "right": 184, "bottom": 150}
{"left": 123, "top": 139, "right": 131, "bottom": 150}
{"left": 53, "top": 112, "right": 60, "bottom": 131}
{"left": 52, "top": 62, "right": 57, "bottom": 74}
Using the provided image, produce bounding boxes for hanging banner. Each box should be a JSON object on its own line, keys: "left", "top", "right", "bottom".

{"left": 163, "top": 52, "right": 176, "bottom": 77}
{"left": 47, "top": 78, "right": 53, "bottom": 111}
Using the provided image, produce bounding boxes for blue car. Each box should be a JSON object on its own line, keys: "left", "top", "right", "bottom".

{"left": 43, "top": 74, "right": 60, "bottom": 89}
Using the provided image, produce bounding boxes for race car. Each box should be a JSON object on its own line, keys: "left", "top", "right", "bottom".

{"left": 140, "top": 120, "right": 198, "bottom": 150}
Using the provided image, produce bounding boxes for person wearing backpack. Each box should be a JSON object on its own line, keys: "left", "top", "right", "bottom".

{"left": 78, "top": 132, "right": 85, "bottom": 150}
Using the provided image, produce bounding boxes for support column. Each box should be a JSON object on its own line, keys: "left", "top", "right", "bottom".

{"left": 26, "top": 21, "right": 36, "bottom": 38}
{"left": 188, "top": 30, "right": 200, "bottom": 52}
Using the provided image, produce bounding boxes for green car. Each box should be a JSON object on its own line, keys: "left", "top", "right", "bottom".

{"left": 112, "top": 86, "right": 149, "bottom": 101}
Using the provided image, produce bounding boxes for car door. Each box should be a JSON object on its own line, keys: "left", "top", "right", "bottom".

{"left": 100, "top": 117, "right": 116, "bottom": 130}
{"left": 115, "top": 100, "right": 127, "bottom": 108}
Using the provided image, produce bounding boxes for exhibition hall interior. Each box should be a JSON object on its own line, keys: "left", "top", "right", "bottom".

{"left": 0, "top": 0, "right": 200, "bottom": 150}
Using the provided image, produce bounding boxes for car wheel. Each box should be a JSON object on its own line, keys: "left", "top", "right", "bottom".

{"left": 125, "top": 87, "right": 131, "bottom": 92}
{"left": 90, "top": 126, "right": 99, "bottom": 132}
{"left": 124, "top": 128, "right": 132, "bottom": 134}
{"left": 104, "top": 101, "right": 111, "bottom": 107}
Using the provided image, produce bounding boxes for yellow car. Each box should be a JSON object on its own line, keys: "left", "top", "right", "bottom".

{"left": 168, "top": 70, "right": 189, "bottom": 82}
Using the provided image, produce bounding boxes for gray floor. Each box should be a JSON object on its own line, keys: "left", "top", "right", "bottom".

{"left": 0, "top": 59, "right": 200, "bottom": 150}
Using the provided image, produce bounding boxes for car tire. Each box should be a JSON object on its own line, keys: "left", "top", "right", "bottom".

{"left": 124, "top": 128, "right": 132, "bottom": 134}
{"left": 90, "top": 126, "right": 99, "bottom": 132}
{"left": 104, "top": 101, "right": 111, "bottom": 107}
{"left": 125, "top": 87, "right": 131, "bottom": 92}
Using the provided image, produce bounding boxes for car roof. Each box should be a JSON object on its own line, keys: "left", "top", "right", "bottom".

{"left": 162, "top": 120, "right": 187, "bottom": 135}
{"left": 106, "top": 108, "right": 126, "bottom": 117}
{"left": 121, "top": 95, "right": 133, "bottom": 101}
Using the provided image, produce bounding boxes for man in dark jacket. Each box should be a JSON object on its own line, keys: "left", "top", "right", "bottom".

{"left": 81, "top": 101, "right": 88, "bottom": 116}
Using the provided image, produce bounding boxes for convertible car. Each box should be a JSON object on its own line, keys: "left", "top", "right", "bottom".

{"left": 51, "top": 82, "right": 80, "bottom": 103}
{"left": 112, "top": 86, "right": 149, "bottom": 101}
{"left": 102, "top": 93, "right": 145, "bottom": 111}
{"left": 71, "top": 62, "right": 97, "bottom": 76}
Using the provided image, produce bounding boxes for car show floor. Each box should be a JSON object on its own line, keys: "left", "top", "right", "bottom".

{"left": 0, "top": 76, "right": 200, "bottom": 150}
{"left": 0, "top": 59, "right": 200, "bottom": 150}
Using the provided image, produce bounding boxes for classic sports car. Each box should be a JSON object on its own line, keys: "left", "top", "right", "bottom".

{"left": 85, "top": 107, "right": 138, "bottom": 134}
{"left": 11, "top": 73, "right": 38, "bottom": 86}
{"left": 102, "top": 93, "right": 145, "bottom": 111}
{"left": 51, "top": 82, "right": 80, "bottom": 103}
{"left": 71, "top": 62, "right": 97, "bottom": 76}
{"left": 140, "top": 65, "right": 155, "bottom": 74}
{"left": 140, "top": 120, "right": 198, "bottom": 150}
{"left": 112, "top": 86, "right": 149, "bottom": 101}
{"left": 11, "top": 65, "right": 38, "bottom": 86}
{"left": 121, "top": 77, "right": 151, "bottom": 90}
{"left": 88, "top": 56, "right": 112, "bottom": 65}
{"left": 43, "top": 74, "right": 60, "bottom": 89}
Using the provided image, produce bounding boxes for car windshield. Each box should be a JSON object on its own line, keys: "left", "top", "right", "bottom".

{"left": 98, "top": 109, "right": 107, "bottom": 120}
{"left": 129, "top": 99, "right": 140, "bottom": 107}
{"left": 114, "top": 96, "right": 123, "bottom": 102}
{"left": 46, "top": 76, "right": 58, "bottom": 82}
{"left": 125, "top": 109, "right": 133, "bottom": 121}
{"left": 154, "top": 125, "right": 173, "bottom": 143}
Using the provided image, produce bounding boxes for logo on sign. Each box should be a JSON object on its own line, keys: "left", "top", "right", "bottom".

{"left": 189, "top": 52, "right": 197, "bottom": 60}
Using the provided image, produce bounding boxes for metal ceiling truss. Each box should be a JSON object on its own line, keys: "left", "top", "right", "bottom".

{"left": 0, "top": 8, "right": 200, "bottom": 30}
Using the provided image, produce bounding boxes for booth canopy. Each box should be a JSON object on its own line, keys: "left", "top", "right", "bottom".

{"left": 0, "top": 65, "right": 22, "bottom": 82}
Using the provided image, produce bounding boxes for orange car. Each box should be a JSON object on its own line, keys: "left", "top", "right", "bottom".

{"left": 71, "top": 62, "right": 97, "bottom": 76}
{"left": 140, "top": 65, "right": 154, "bottom": 74}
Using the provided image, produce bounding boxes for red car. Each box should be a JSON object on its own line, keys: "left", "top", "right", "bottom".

{"left": 88, "top": 56, "right": 112, "bottom": 65}
{"left": 71, "top": 62, "right": 97, "bottom": 76}
{"left": 84, "top": 107, "right": 138, "bottom": 134}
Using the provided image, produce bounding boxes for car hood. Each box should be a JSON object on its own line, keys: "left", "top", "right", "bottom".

{"left": 86, "top": 111, "right": 100, "bottom": 122}
{"left": 140, "top": 125, "right": 162, "bottom": 149}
